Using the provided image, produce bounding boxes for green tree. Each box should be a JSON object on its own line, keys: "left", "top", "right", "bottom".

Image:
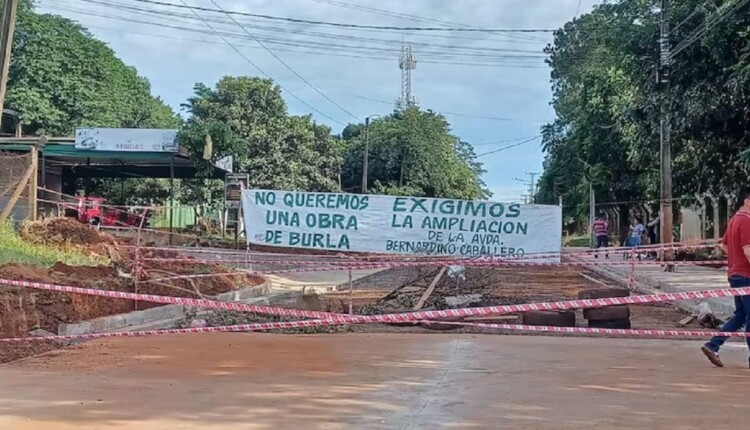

{"left": 7, "top": 0, "right": 179, "bottom": 135}
{"left": 181, "top": 76, "right": 342, "bottom": 192}
{"left": 537, "top": 0, "right": 750, "bottom": 235}
{"left": 341, "top": 108, "right": 488, "bottom": 199}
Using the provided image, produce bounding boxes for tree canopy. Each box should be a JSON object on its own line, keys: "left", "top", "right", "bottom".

{"left": 340, "top": 108, "right": 489, "bottom": 200}
{"left": 536, "top": 0, "right": 750, "bottom": 231}
{"left": 8, "top": 2, "right": 490, "bottom": 208}
{"left": 180, "top": 76, "right": 343, "bottom": 193}
{"left": 7, "top": 0, "right": 178, "bottom": 135}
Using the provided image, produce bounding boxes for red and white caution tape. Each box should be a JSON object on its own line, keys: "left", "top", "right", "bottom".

{"left": 0, "top": 319, "right": 335, "bottom": 343}
{"left": 128, "top": 240, "right": 720, "bottom": 263}
{"left": 0, "top": 317, "right": 745, "bottom": 344}
{"left": 426, "top": 321, "right": 742, "bottom": 338}
{"left": 139, "top": 259, "right": 727, "bottom": 284}
{"left": 0, "top": 277, "right": 746, "bottom": 324}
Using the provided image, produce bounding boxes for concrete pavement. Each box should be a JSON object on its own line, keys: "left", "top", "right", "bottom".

{"left": 573, "top": 253, "right": 735, "bottom": 319}
{"left": 0, "top": 333, "right": 747, "bottom": 429}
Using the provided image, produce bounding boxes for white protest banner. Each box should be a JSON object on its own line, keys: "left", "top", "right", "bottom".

{"left": 242, "top": 190, "right": 562, "bottom": 260}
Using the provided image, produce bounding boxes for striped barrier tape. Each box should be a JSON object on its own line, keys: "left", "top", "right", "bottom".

{"left": 0, "top": 317, "right": 745, "bottom": 344}
{"left": 0, "top": 277, "right": 746, "bottom": 324}
{"left": 139, "top": 259, "right": 728, "bottom": 284}
{"left": 423, "top": 321, "right": 741, "bottom": 338}
{"left": 126, "top": 240, "right": 720, "bottom": 263}
{"left": 138, "top": 244, "right": 722, "bottom": 267}
{"left": 0, "top": 319, "right": 334, "bottom": 343}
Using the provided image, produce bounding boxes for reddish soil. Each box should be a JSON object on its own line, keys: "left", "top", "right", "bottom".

{"left": 21, "top": 217, "right": 117, "bottom": 246}
{"left": 0, "top": 231, "right": 265, "bottom": 364}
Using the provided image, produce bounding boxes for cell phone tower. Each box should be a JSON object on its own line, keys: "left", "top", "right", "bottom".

{"left": 397, "top": 44, "right": 417, "bottom": 110}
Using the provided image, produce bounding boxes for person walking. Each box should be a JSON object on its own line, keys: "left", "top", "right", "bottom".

{"left": 701, "top": 188, "right": 750, "bottom": 368}
{"left": 647, "top": 216, "right": 660, "bottom": 259}
{"left": 593, "top": 213, "right": 609, "bottom": 258}
{"left": 626, "top": 216, "right": 645, "bottom": 260}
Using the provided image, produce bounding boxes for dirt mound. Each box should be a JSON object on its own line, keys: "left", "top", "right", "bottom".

{"left": 0, "top": 259, "right": 265, "bottom": 342}
{"left": 21, "top": 217, "right": 117, "bottom": 247}
{"left": 49, "top": 262, "right": 118, "bottom": 279}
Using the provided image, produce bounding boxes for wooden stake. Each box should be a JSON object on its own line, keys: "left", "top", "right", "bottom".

{"left": 414, "top": 267, "right": 447, "bottom": 310}
{"left": 27, "top": 146, "right": 38, "bottom": 221}
{"left": 347, "top": 262, "right": 356, "bottom": 315}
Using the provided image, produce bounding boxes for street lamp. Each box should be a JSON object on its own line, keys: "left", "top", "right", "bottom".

{"left": 362, "top": 115, "right": 381, "bottom": 194}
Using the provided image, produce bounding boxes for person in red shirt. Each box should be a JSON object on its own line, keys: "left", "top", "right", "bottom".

{"left": 593, "top": 213, "right": 609, "bottom": 258}
{"left": 701, "top": 188, "right": 750, "bottom": 367}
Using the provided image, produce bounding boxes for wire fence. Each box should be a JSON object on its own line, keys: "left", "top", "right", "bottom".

{"left": 0, "top": 150, "right": 32, "bottom": 222}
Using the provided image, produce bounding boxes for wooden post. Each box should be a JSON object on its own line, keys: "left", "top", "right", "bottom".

{"left": 348, "top": 266, "right": 353, "bottom": 315}
{"left": 414, "top": 267, "right": 447, "bottom": 311}
{"left": 27, "top": 146, "right": 38, "bottom": 221}
{"left": 0, "top": 0, "right": 18, "bottom": 130}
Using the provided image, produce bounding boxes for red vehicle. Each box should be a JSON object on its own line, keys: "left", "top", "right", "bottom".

{"left": 63, "top": 197, "right": 148, "bottom": 227}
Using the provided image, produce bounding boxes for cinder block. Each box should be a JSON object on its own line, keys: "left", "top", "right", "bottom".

{"left": 58, "top": 321, "right": 92, "bottom": 336}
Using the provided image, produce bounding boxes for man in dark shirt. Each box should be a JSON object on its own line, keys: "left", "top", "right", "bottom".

{"left": 701, "top": 188, "right": 750, "bottom": 367}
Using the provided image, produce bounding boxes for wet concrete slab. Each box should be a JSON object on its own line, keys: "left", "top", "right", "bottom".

{"left": 0, "top": 333, "right": 747, "bottom": 429}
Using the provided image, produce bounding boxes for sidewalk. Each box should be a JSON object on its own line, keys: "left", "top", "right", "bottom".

{"left": 571, "top": 253, "right": 735, "bottom": 320}
{"left": 263, "top": 269, "right": 384, "bottom": 293}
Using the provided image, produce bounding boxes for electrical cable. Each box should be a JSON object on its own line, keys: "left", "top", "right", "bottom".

{"left": 669, "top": 0, "right": 750, "bottom": 60}
{"left": 206, "top": 0, "right": 359, "bottom": 121}
{"left": 475, "top": 136, "right": 541, "bottom": 157}
{"left": 118, "top": 0, "right": 559, "bottom": 33}
{"left": 175, "top": 0, "right": 346, "bottom": 126}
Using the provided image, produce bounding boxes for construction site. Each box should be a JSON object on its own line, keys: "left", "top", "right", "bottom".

{"left": 0, "top": 214, "right": 746, "bottom": 429}
{"left": 2, "top": 0, "right": 750, "bottom": 428}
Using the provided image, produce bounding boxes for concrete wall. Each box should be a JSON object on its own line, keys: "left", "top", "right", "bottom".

{"left": 58, "top": 282, "right": 272, "bottom": 336}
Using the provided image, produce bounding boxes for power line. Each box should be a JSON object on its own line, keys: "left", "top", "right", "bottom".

{"left": 75, "top": 0, "right": 548, "bottom": 45}
{"left": 43, "top": 3, "right": 547, "bottom": 68}
{"left": 67, "top": 0, "right": 551, "bottom": 54}
{"left": 120, "top": 0, "right": 557, "bottom": 33}
{"left": 174, "top": 0, "right": 346, "bottom": 126}
{"left": 475, "top": 136, "right": 541, "bottom": 157}
{"left": 205, "top": 0, "right": 359, "bottom": 121}
{"left": 669, "top": 0, "right": 750, "bottom": 60}
{"left": 45, "top": 2, "right": 547, "bottom": 65}
{"left": 472, "top": 135, "right": 541, "bottom": 146}
{"left": 324, "top": 90, "right": 548, "bottom": 123}
{"left": 300, "top": 0, "right": 550, "bottom": 43}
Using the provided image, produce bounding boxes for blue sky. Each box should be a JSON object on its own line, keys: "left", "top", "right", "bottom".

{"left": 37, "top": 0, "right": 599, "bottom": 201}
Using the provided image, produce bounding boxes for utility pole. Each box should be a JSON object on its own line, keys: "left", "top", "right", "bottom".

{"left": 0, "top": 0, "right": 18, "bottom": 130}
{"left": 526, "top": 172, "right": 538, "bottom": 203}
{"left": 589, "top": 182, "right": 596, "bottom": 248}
{"left": 362, "top": 116, "right": 370, "bottom": 194}
{"left": 659, "top": 0, "right": 674, "bottom": 261}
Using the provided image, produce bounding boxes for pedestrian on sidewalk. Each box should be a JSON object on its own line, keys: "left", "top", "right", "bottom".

{"left": 593, "top": 213, "right": 609, "bottom": 259}
{"left": 626, "top": 217, "right": 645, "bottom": 260}
{"left": 701, "top": 187, "right": 750, "bottom": 368}
{"left": 647, "top": 216, "right": 660, "bottom": 260}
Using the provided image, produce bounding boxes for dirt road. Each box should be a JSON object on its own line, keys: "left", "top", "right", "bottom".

{"left": 0, "top": 333, "right": 746, "bottom": 429}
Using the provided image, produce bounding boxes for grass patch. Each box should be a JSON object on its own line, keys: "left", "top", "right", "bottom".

{"left": 564, "top": 235, "right": 591, "bottom": 247}
{"left": 0, "top": 222, "right": 107, "bottom": 267}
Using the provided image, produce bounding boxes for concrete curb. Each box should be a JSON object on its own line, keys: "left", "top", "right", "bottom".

{"left": 582, "top": 262, "right": 735, "bottom": 320}
{"left": 58, "top": 281, "right": 272, "bottom": 336}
